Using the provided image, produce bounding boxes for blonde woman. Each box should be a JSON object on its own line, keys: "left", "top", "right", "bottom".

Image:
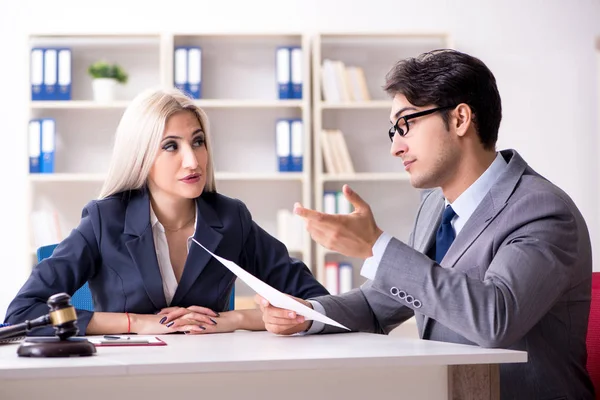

{"left": 6, "top": 88, "right": 327, "bottom": 336}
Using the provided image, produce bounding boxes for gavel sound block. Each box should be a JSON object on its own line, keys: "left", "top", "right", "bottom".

{"left": 0, "top": 293, "right": 96, "bottom": 357}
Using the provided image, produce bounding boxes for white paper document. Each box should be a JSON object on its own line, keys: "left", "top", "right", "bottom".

{"left": 192, "top": 238, "right": 349, "bottom": 330}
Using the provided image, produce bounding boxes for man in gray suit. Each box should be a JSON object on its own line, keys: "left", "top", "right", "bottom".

{"left": 257, "top": 50, "right": 595, "bottom": 399}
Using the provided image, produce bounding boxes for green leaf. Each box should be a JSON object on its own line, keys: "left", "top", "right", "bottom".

{"left": 88, "top": 60, "right": 128, "bottom": 84}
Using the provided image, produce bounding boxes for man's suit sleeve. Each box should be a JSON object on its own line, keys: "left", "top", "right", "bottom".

{"left": 4, "top": 202, "right": 101, "bottom": 335}
{"left": 310, "top": 280, "right": 415, "bottom": 334}
{"left": 370, "top": 192, "right": 579, "bottom": 348}
{"left": 308, "top": 217, "right": 418, "bottom": 335}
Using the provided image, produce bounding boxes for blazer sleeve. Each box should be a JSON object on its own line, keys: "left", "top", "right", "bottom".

{"left": 4, "top": 202, "right": 101, "bottom": 335}
{"left": 236, "top": 200, "right": 329, "bottom": 299}
{"left": 311, "top": 225, "right": 419, "bottom": 334}
{"left": 312, "top": 280, "right": 415, "bottom": 334}
{"left": 370, "top": 191, "right": 580, "bottom": 348}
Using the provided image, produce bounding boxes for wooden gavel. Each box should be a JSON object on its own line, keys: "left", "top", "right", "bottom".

{"left": 0, "top": 293, "right": 96, "bottom": 357}
{"left": 0, "top": 292, "right": 79, "bottom": 341}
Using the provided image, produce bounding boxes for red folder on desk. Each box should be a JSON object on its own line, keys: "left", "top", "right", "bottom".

{"left": 88, "top": 336, "right": 166, "bottom": 347}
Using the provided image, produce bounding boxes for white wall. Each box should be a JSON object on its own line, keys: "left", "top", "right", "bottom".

{"left": 0, "top": 0, "right": 598, "bottom": 319}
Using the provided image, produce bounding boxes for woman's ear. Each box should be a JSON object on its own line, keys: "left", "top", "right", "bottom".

{"left": 454, "top": 104, "right": 473, "bottom": 138}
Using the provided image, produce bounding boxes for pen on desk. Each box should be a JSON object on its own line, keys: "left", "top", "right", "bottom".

{"left": 103, "top": 335, "right": 130, "bottom": 340}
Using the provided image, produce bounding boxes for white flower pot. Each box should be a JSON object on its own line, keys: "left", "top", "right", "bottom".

{"left": 92, "top": 78, "right": 118, "bottom": 102}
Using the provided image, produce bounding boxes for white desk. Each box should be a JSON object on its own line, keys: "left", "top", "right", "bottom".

{"left": 0, "top": 331, "right": 526, "bottom": 400}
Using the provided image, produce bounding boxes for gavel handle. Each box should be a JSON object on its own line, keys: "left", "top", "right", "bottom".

{"left": 0, "top": 315, "right": 50, "bottom": 340}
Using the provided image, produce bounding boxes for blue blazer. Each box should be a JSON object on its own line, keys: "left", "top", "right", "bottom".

{"left": 5, "top": 189, "right": 328, "bottom": 334}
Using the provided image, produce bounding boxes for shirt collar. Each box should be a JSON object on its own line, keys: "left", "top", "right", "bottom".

{"left": 446, "top": 152, "right": 507, "bottom": 219}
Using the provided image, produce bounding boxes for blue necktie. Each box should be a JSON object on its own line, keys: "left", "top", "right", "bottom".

{"left": 435, "top": 205, "right": 456, "bottom": 263}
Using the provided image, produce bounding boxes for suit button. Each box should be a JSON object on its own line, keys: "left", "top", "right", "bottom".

{"left": 405, "top": 295, "right": 414, "bottom": 304}
{"left": 390, "top": 287, "right": 400, "bottom": 296}
{"left": 412, "top": 299, "right": 422, "bottom": 308}
{"left": 398, "top": 290, "right": 407, "bottom": 299}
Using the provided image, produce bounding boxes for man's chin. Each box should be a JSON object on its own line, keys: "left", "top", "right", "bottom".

{"left": 410, "top": 176, "right": 436, "bottom": 190}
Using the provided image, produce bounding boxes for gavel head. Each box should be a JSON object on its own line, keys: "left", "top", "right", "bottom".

{"left": 47, "top": 293, "right": 79, "bottom": 340}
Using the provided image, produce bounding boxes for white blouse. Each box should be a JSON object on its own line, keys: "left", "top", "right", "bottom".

{"left": 149, "top": 205, "right": 198, "bottom": 306}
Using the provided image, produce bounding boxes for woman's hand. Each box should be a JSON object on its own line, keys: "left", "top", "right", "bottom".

{"left": 174, "top": 310, "right": 244, "bottom": 334}
{"left": 158, "top": 305, "right": 241, "bottom": 334}
{"left": 129, "top": 313, "right": 178, "bottom": 335}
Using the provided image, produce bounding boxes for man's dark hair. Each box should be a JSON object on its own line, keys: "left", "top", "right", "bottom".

{"left": 384, "top": 49, "right": 501, "bottom": 150}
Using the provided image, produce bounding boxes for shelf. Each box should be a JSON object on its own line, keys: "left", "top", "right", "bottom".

{"left": 29, "top": 173, "right": 106, "bottom": 183}
{"left": 30, "top": 99, "right": 304, "bottom": 110}
{"left": 29, "top": 34, "right": 160, "bottom": 48}
{"left": 30, "top": 101, "right": 130, "bottom": 109}
{"left": 215, "top": 172, "right": 305, "bottom": 181}
{"left": 319, "top": 32, "right": 449, "bottom": 39}
{"left": 320, "top": 172, "right": 410, "bottom": 182}
{"left": 319, "top": 101, "right": 391, "bottom": 110}
{"left": 29, "top": 172, "right": 305, "bottom": 183}
{"left": 194, "top": 99, "right": 303, "bottom": 109}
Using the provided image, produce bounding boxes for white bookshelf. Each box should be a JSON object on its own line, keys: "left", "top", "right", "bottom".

{"left": 26, "top": 33, "right": 313, "bottom": 306}
{"left": 312, "top": 32, "right": 452, "bottom": 288}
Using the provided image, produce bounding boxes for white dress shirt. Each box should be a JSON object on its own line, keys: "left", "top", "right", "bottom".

{"left": 150, "top": 205, "right": 198, "bottom": 307}
{"left": 307, "top": 152, "right": 508, "bottom": 334}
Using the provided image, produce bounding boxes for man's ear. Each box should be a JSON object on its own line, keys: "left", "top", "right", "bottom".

{"left": 454, "top": 104, "right": 473, "bottom": 138}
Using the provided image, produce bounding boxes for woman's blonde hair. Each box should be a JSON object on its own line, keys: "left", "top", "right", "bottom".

{"left": 99, "top": 87, "right": 216, "bottom": 199}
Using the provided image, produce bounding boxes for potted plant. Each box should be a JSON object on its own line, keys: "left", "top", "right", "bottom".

{"left": 88, "top": 61, "right": 128, "bottom": 102}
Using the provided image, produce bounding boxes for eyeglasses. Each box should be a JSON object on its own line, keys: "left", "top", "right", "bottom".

{"left": 388, "top": 105, "right": 456, "bottom": 142}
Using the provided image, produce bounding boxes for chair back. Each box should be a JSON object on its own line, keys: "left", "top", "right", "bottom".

{"left": 36, "top": 244, "right": 94, "bottom": 312}
{"left": 586, "top": 272, "right": 600, "bottom": 398}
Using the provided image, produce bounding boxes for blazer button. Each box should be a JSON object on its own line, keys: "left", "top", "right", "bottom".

{"left": 398, "top": 290, "right": 407, "bottom": 300}
{"left": 412, "top": 299, "right": 422, "bottom": 309}
{"left": 390, "top": 287, "right": 400, "bottom": 296}
{"left": 405, "top": 295, "right": 414, "bottom": 304}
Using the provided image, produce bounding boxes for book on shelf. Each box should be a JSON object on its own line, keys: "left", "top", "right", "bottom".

{"left": 174, "top": 46, "right": 202, "bottom": 99}
{"left": 290, "top": 119, "right": 303, "bottom": 172}
{"left": 320, "top": 59, "right": 371, "bottom": 103}
{"left": 320, "top": 129, "right": 354, "bottom": 174}
{"left": 325, "top": 261, "right": 353, "bottom": 295}
{"left": 29, "top": 118, "right": 55, "bottom": 174}
{"left": 30, "top": 47, "right": 72, "bottom": 101}
{"left": 290, "top": 47, "right": 303, "bottom": 99}
{"left": 276, "top": 119, "right": 304, "bottom": 172}
{"left": 323, "top": 191, "right": 352, "bottom": 215}
{"left": 276, "top": 46, "right": 303, "bottom": 100}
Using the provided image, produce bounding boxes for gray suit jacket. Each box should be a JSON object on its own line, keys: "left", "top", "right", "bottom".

{"left": 313, "top": 150, "right": 594, "bottom": 400}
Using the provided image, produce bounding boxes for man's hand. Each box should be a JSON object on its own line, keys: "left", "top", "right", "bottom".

{"left": 295, "top": 184, "right": 383, "bottom": 259}
{"left": 255, "top": 294, "right": 312, "bottom": 335}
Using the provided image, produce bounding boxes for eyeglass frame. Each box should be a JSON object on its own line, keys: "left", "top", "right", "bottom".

{"left": 388, "top": 105, "right": 457, "bottom": 142}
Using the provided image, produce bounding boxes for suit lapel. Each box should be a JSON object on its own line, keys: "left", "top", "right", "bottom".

{"left": 440, "top": 196, "right": 506, "bottom": 269}
{"left": 170, "top": 196, "right": 223, "bottom": 305}
{"left": 123, "top": 190, "right": 168, "bottom": 310}
{"left": 414, "top": 191, "right": 444, "bottom": 338}
{"left": 414, "top": 191, "right": 445, "bottom": 253}
{"left": 441, "top": 150, "right": 527, "bottom": 269}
